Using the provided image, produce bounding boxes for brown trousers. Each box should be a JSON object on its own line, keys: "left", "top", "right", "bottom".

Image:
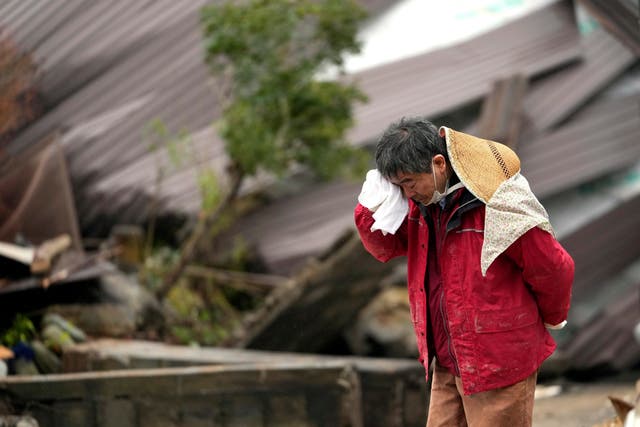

{"left": 426, "top": 363, "right": 537, "bottom": 427}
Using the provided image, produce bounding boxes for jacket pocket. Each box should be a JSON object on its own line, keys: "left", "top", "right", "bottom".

{"left": 474, "top": 305, "right": 538, "bottom": 333}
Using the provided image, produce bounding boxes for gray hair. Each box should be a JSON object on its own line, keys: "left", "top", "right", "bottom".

{"left": 374, "top": 116, "right": 447, "bottom": 179}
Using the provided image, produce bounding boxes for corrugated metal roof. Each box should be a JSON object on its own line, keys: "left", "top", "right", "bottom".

{"left": 520, "top": 94, "right": 640, "bottom": 198}
{"left": 1, "top": 0, "right": 585, "bottom": 235}
{"left": 1, "top": 0, "right": 638, "bottom": 373}
{"left": 346, "top": 0, "right": 582, "bottom": 144}
{"left": 575, "top": 0, "right": 640, "bottom": 56}
{"left": 1, "top": 0, "right": 220, "bottom": 230}
{"left": 223, "top": 91, "right": 639, "bottom": 275}
{"left": 562, "top": 272, "right": 640, "bottom": 371}
{"left": 522, "top": 27, "right": 637, "bottom": 133}
{"left": 558, "top": 192, "right": 640, "bottom": 299}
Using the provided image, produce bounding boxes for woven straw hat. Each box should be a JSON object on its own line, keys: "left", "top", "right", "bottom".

{"left": 439, "top": 126, "right": 521, "bottom": 203}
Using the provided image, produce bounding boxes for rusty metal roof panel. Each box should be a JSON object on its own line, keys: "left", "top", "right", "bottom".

{"left": 522, "top": 27, "right": 637, "bottom": 133}
{"left": 226, "top": 91, "right": 640, "bottom": 275}
{"left": 520, "top": 94, "right": 640, "bottom": 198}
{"left": 2, "top": 0, "right": 582, "bottom": 234}
{"left": 560, "top": 192, "right": 640, "bottom": 297}
{"left": 561, "top": 276, "right": 640, "bottom": 371}
{"left": 576, "top": 0, "right": 640, "bottom": 55}
{"left": 347, "top": 0, "right": 582, "bottom": 145}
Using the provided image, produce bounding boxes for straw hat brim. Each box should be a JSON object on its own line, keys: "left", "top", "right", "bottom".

{"left": 439, "top": 127, "right": 521, "bottom": 203}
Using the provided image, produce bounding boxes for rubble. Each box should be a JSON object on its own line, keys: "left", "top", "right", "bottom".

{"left": 593, "top": 379, "right": 640, "bottom": 427}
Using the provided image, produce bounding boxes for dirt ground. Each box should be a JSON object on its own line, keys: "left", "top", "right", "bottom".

{"left": 533, "top": 377, "right": 638, "bottom": 427}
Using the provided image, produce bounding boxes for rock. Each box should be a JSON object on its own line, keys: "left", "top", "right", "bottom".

{"left": 41, "top": 324, "right": 74, "bottom": 354}
{"left": 8, "top": 343, "right": 39, "bottom": 375}
{"left": 31, "top": 341, "right": 61, "bottom": 374}
{"left": 15, "top": 416, "right": 39, "bottom": 427}
{"left": 42, "top": 313, "right": 86, "bottom": 342}
{"left": 12, "top": 358, "right": 39, "bottom": 376}
{"left": 0, "top": 416, "right": 40, "bottom": 427}
{"left": 43, "top": 271, "right": 166, "bottom": 338}
{"left": 344, "top": 286, "right": 417, "bottom": 358}
{"left": 44, "top": 304, "right": 137, "bottom": 338}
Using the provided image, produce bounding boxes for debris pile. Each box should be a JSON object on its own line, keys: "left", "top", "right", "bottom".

{"left": 0, "top": 313, "right": 86, "bottom": 377}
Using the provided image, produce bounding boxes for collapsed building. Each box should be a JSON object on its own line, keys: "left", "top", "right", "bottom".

{"left": 0, "top": 0, "right": 639, "bottom": 425}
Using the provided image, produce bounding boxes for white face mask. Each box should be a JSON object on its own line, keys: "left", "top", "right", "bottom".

{"left": 426, "top": 160, "right": 463, "bottom": 206}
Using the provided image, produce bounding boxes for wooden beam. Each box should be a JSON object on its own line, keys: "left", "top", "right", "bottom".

{"left": 477, "top": 74, "right": 528, "bottom": 150}
{"left": 228, "top": 231, "right": 401, "bottom": 352}
{"left": 185, "top": 265, "right": 285, "bottom": 294}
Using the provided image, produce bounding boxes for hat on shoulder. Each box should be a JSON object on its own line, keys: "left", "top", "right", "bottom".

{"left": 439, "top": 126, "right": 520, "bottom": 204}
{"left": 439, "top": 126, "right": 554, "bottom": 276}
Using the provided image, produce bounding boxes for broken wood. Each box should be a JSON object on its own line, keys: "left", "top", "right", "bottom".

{"left": 0, "top": 233, "right": 72, "bottom": 279}
{"left": 0, "top": 241, "right": 33, "bottom": 265}
{"left": 608, "top": 396, "right": 634, "bottom": 423}
{"left": 31, "top": 234, "right": 71, "bottom": 274}
{"left": 185, "top": 265, "right": 285, "bottom": 295}
{"left": 477, "top": 74, "right": 528, "bottom": 150}
{"left": 109, "top": 225, "right": 144, "bottom": 268}
{"left": 156, "top": 168, "right": 244, "bottom": 300}
{"left": 226, "top": 230, "right": 402, "bottom": 352}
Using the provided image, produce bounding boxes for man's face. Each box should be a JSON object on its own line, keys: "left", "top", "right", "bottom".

{"left": 389, "top": 155, "right": 447, "bottom": 205}
{"left": 390, "top": 171, "right": 436, "bottom": 205}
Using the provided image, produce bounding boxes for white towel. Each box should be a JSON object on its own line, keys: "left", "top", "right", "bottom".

{"left": 358, "top": 169, "right": 409, "bottom": 235}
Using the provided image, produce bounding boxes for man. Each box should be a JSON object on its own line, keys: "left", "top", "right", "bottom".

{"left": 354, "top": 117, "right": 574, "bottom": 427}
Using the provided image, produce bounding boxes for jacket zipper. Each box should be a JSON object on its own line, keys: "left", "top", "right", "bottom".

{"left": 440, "top": 292, "right": 460, "bottom": 376}
{"left": 436, "top": 196, "right": 477, "bottom": 377}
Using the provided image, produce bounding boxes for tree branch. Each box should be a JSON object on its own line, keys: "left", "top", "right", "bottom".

{"left": 156, "top": 166, "right": 244, "bottom": 300}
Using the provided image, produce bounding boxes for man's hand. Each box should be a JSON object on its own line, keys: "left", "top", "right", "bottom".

{"left": 358, "top": 169, "right": 388, "bottom": 212}
{"left": 544, "top": 320, "right": 567, "bottom": 330}
{"left": 357, "top": 169, "right": 408, "bottom": 235}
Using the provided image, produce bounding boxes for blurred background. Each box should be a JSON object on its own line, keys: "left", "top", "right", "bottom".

{"left": 0, "top": 0, "right": 639, "bottom": 426}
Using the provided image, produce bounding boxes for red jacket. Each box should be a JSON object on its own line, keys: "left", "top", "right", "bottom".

{"left": 354, "top": 189, "right": 574, "bottom": 395}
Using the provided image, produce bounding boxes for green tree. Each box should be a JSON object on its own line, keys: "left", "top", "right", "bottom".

{"left": 157, "top": 0, "right": 368, "bottom": 298}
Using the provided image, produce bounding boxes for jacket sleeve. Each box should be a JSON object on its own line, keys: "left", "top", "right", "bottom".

{"left": 504, "top": 226, "right": 575, "bottom": 326}
{"left": 354, "top": 203, "right": 408, "bottom": 262}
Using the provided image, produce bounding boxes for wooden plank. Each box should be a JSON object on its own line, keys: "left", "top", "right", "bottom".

{"left": 476, "top": 74, "right": 528, "bottom": 150}
{"left": 1, "top": 364, "right": 353, "bottom": 427}
{"left": 228, "top": 231, "right": 402, "bottom": 352}
{"left": 0, "top": 242, "right": 33, "bottom": 265}
{"left": 63, "top": 339, "right": 428, "bottom": 427}
{"left": 31, "top": 234, "right": 72, "bottom": 274}
{"left": 0, "top": 363, "right": 349, "bottom": 400}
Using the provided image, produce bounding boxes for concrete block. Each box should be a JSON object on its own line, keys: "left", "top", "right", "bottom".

{"left": 267, "top": 395, "right": 312, "bottom": 427}
{"left": 96, "top": 399, "right": 135, "bottom": 427}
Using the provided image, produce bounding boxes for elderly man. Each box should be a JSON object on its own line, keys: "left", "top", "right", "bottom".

{"left": 354, "top": 117, "right": 574, "bottom": 427}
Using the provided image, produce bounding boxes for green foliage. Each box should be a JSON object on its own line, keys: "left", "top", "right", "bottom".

{"left": 166, "top": 282, "right": 239, "bottom": 346}
{"left": 1, "top": 314, "right": 36, "bottom": 347}
{"left": 144, "top": 119, "right": 197, "bottom": 172}
{"left": 201, "top": 0, "right": 369, "bottom": 179}
{"left": 197, "top": 168, "right": 221, "bottom": 214}
{"left": 143, "top": 118, "right": 224, "bottom": 253}
{"left": 140, "top": 246, "right": 181, "bottom": 293}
